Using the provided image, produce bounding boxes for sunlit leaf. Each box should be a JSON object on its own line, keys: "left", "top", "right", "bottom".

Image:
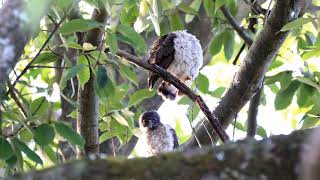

{"left": 60, "top": 42, "right": 83, "bottom": 50}
{"left": 257, "top": 126, "right": 267, "bottom": 137}
{"left": 33, "top": 52, "right": 59, "bottom": 64}
{"left": 77, "top": 55, "right": 90, "bottom": 88}
{"left": 178, "top": 2, "right": 198, "bottom": 15}
{"left": 29, "top": 97, "right": 49, "bottom": 118}
{"left": 203, "top": 0, "right": 215, "bottom": 17}
{"left": 119, "top": 64, "right": 138, "bottom": 86}
{"left": 169, "top": 12, "right": 184, "bottom": 31}
{"left": 99, "top": 131, "right": 115, "bottom": 143}
{"left": 280, "top": 18, "right": 313, "bottom": 32}
{"left": 128, "top": 89, "right": 156, "bottom": 107}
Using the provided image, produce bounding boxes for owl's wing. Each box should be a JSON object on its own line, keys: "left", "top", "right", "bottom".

{"left": 170, "top": 128, "right": 179, "bottom": 149}
{"left": 147, "top": 33, "right": 176, "bottom": 89}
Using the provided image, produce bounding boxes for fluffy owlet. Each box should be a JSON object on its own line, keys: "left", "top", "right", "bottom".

{"left": 139, "top": 110, "right": 179, "bottom": 157}
{"left": 147, "top": 30, "right": 203, "bottom": 100}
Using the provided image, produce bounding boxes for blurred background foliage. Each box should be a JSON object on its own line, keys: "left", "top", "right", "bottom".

{"left": 0, "top": 0, "right": 319, "bottom": 176}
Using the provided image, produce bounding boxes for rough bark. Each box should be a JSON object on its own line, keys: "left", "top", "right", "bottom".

{"left": 182, "top": 0, "right": 309, "bottom": 149}
{"left": 0, "top": 0, "right": 52, "bottom": 101}
{"left": 77, "top": 8, "right": 107, "bottom": 155}
{"left": 5, "top": 128, "right": 313, "bottom": 180}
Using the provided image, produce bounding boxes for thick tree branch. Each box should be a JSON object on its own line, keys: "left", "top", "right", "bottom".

{"left": 77, "top": 7, "right": 107, "bottom": 155}
{"left": 183, "top": 0, "right": 309, "bottom": 149}
{"left": 5, "top": 128, "right": 312, "bottom": 180}
{"left": 106, "top": 49, "right": 229, "bottom": 143}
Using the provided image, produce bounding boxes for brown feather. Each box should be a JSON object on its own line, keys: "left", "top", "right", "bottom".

{"left": 147, "top": 33, "right": 176, "bottom": 89}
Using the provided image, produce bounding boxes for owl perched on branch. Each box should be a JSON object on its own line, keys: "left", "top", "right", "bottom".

{"left": 139, "top": 110, "right": 179, "bottom": 157}
{"left": 147, "top": 30, "right": 203, "bottom": 100}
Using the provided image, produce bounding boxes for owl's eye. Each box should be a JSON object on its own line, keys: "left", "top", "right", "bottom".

{"left": 152, "top": 119, "right": 157, "bottom": 123}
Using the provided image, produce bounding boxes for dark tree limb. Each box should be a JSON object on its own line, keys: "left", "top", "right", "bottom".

{"left": 77, "top": 7, "right": 107, "bottom": 155}
{"left": 183, "top": 0, "right": 309, "bottom": 149}
{"left": 5, "top": 128, "right": 312, "bottom": 180}
{"left": 106, "top": 49, "right": 229, "bottom": 143}
{"left": 220, "top": 5, "right": 253, "bottom": 46}
{"left": 246, "top": 86, "right": 262, "bottom": 137}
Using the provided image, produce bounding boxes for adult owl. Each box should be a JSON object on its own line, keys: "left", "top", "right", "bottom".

{"left": 147, "top": 30, "right": 203, "bottom": 100}
{"left": 139, "top": 110, "right": 179, "bottom": 157}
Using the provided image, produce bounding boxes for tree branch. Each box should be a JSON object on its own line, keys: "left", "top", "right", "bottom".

{"left": 106, "top": 49, "right": 229, "bottom": 143}
{"left": 221, "top": 5, "right": 253, "bottom": 46}
{"left": 5, "top": 128, "right": 312, "bottom": 180}
{"left": 182, "top": 0, "right": 310, "bottom": 149}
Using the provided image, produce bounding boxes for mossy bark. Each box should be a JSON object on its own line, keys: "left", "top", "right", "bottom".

{"left": 6, "top": 128, "right": 311, "bottom": 180}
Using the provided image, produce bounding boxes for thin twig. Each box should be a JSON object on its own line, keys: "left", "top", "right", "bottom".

{"left": 7, "top": 82, "right": 28, "bottom": 117}
{"left": 29, "top": 65, "right": 69, "bottom": 69}
{"left": 106, "top": 48, "right": 230, "bottom": 143}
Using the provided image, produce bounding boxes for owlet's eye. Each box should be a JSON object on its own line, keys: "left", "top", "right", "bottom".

{"left": 152, "top": 119, "right": 157, "bottom": 123}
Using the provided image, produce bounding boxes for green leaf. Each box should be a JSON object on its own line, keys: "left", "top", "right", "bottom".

{"left": 169, "top": 12, "right": 184, "bottom": 31}
{"left": 13, "top": 139, "right": 43, "bottom": 165}
{"left": 99, "top": 131, "right": 115, "bottom": 143}
{"left": 187, "top": 104, "right": 200, "bottom": 122}
{"left": 120, "top": 4, "right": 139, "bottom": 25}
{"left": 203, "top": 0, "right": 215, "bottom": 17}
{"left": 195, "top": 73, "right": 209, "bottom": 93}
{"left": 0, "top": 138, "right": 14, "bottom": 160}
{"left": 257, "top": 126, "right": 267, "bottom": 138}
{"left": 296, "top": 76, "right": 320, "bottom": 91}
{"left": 112, "top": 113, "right": 129, "bottom": 127}
{"left": 302, "top": 116, "right": 320, "bottom": 129}
{"left": 54, "top": 122, "right": 85, "bottom": 147}
{"left": 128, "top": 89, "right": 156, "bottom": 107}
{"left": 29, "top": 97, "right": 49, "bottom": 118}
{"left": 60, "top": 65, "right": 84, "bottom": 89}
{"left": 43, "top": 145, "right": 57, "bottom": 163}
{"left": 223, "top": 30, "right": 235, "bottom": 60}
{"left": 297, "top": 83, "right": 316, "bottom": 107}
{"left": 34, "top": 52, "right": 59, "bottom": 64}
{"left": 34, "top": 124, "right": 55, "bottom": 146}
{"left": 5, "top": 155, "right": 17, "bottom": 167}
{"left": 209, "top": 87, "right": 226, "bottom": 98}
{"left": 177, "top": 96, "right": 192, "bottom": 105}
{"left": 234, "top": 122, "right": 245, "bottom": 131}
{"left": 95, "top": 66, "right": 115, "bottom": 101}
{"left": 209, "top": 33, "right": 224, "bottom": 56}
{"left": 280, "top": 18, "right": 313, "bottom": 32}
{"left": 60, "top": 42, "right": 84, "bottom": 50}
{"left": 185, "top": 0, "right": 202, "bottom": 23}
{"left": 106, "top": 30, "right": 118, "bottom": 55}
{"left": 149, "top": 0, "right": 161, "bottom": 35}
{"left": 274, "top": 81, "right": 300, "bottom": 110}
{"left": 119, "top": 64, "right": 139, "bottom": 86}
{"left": 268, "top": 59, "right": 284, "bottom": 71}
{"left": 178, "top": 2, "right": 198, "bottom": 15}
{"left": 215, "top": 0, "right": 227, "bottom": 13}
{"left": 59, "top": 19, "right": 102, "bottom": 34}
{"left": 117, "top": 24, "right": 147, "bottom": 54}
{"left": 77, "top": 56, "right": 90, "bottom": 88}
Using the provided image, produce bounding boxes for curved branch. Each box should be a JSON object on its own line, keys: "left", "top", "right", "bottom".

{"left": 221, "top": 5, "right": 253, "bottom": 46}
{"left": 105, "top": 49, "right": 229, "bottom": 143}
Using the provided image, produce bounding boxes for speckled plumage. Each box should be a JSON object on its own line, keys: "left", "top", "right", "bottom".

{"left": 139, "top": 111, "right": 179, "bottom": 157}
{"left": 147, "top": 30, "right": 203, "bottom": 100}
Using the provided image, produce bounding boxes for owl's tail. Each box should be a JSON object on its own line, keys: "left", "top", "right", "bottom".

{"left": 148, "top": 73, "right": 159, "bottom": 90}
{"left": 158, "top": 81, "right": 178, "bottom": 100}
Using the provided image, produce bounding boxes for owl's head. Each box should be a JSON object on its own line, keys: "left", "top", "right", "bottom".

{"left": 139, "top": 110, "right": 161, "bottom": 131}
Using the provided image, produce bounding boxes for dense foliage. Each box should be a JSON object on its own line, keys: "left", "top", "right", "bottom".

{"left": 0, "top": 0, "right": 319, "bottom": 177}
